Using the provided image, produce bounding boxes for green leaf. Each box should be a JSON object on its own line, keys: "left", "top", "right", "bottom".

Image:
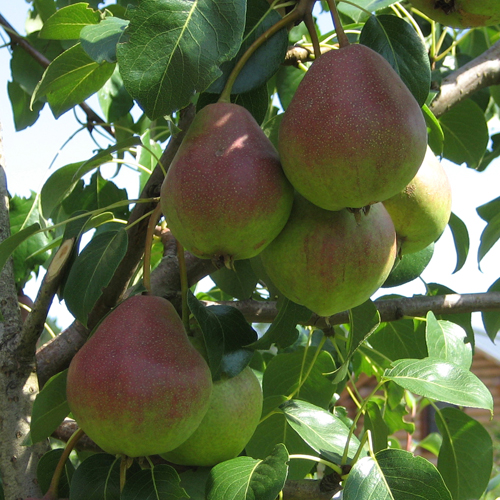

{"left": 80, "top": 17, "right": 129, "bottom": 63}
{"left": 417, "top": 432, "right": 443, "bottom": 456}
{"left": 210, "top": 259, "right": 258, "bottom": 300}
{"left": 206, "top": 0, "right": 288, "bottom": 95}
{"left": 39, "top": 2, "right": 101, "bottom": 39}
{"left": 64, "top": 228, "right": 128, "bottom": 325}
{"left": 343, "top": 449, "right": 452, "bottom": 500}
{"left": 7, "top": 81, "right": 44, "bottom": 131}
{"left": 482, "top": 276, "right": 500, "bottom": 341}
{"left": 37, "top": 448, "right": 75, "bottom": 497}
{"left": 477, "top": 195, "right": 500, "bottom": 223}
{"left": 360, "top": 14, "right": 430, "bottom": 106}
{"left": 436, "top": 408, "right": 493, "bottom": 500}
{"left": 425, "top": 312, "right": 472, "bottom": 369}
{"left": 439, "top": 99, "right": 489, "bottom": 169}
{"left": 424, "top": 103, "right": 444, "bottom": 155}
{"left": 187, "top": 293, "right": 258, "bottom": 381}
{"left": 262, "top": 347, "right": 336, "bottom": 409}
{"left": 448, "top": 212, "right": 469, "bottom": 273}
{"left": 121, "top": 464, "right": 188, "bottom": 500}
{"left": 116, "top": 0, "right": 246, "bottom": 119}
{"left": 32, "top": 43, "right": 115, "bottom": 118}
{"left": 364, "top": 400, "right": 389, "bottom": 453}
{"left": 98, "top": 66, "right": 134, "bottom": 122}
{"left": 369, "top": 319, "right": 428, "bottom": 361}
{"left": 337, "top": 0, "right": 399, "bottom": 23}
{"left": 69, "top": 453, "right": 121, "bottom": 500}
{"left": 30, "top": 370, "right": 70, "bottom": 444}
{"left": 280, "top": 399, "right": 362, "bottom": 463}
{"left": 383, "top": 358, "right": 493, "bottom": 413}
{"left": 0, "top": 223, "right": 41, "bottom": 279}
{"left": 478, "top": 211, "right": 500, "bottom": 264}
{"left": 206, "top": 444, "right": 289, "bottom": 500}
{"left": 249, "top": 297, "right": 311, "bottom": 350}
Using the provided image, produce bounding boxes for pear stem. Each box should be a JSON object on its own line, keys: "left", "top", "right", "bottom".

{"left": 326, "top": 0, "right": 350, "bottom": 48}
{"left": 219, "top": 0, "right": 317, "bottom": 102}
{"left": 176, "top": 240, "right": 190, "bottom": 333}
{"left": 46, "top": 427, "right": 84, "bottom": 498}
{"left": 143, "top": 203, "right": 163, "bottom": 294}
{"left": 303, "top": 10, "right": 321, "bottom": 60}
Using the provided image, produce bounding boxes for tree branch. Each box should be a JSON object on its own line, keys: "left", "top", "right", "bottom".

{"left": 430, "top": 40, "right": 500, "bottom": 118}
{"left": 0, "top": 12, "right": 114, "bottom": 138}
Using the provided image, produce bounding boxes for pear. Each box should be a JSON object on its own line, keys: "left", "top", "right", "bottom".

{"left": 278, "top": 43, "right": 427, "bottom": 211}
{"left": 409, "top": 0, "right": 500, "bottom": 28}
{"left": 161, "top": 102, "right": 294, "bottom": 267}
{"left": 382, "top": 243, "right": 434, "bottom": 288}
{"left": 260, "top": 195, "right": 397, "bottom": 317}
{"left": 383, "top": 147, "right": 452, "bottom": 255}
{"left": 66, "top": 294, "right": 213, "bottom": 458}
{"left": 161, "top": 366, "right": 263, "bottom": 466}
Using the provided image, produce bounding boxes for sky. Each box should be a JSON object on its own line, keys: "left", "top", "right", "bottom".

{"left": 1, "top": 2, "right": 500, "bottom": 333}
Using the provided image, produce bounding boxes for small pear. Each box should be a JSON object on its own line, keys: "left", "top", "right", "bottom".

{"left": 279, "top": 43, "right": 427, "bottom": 211}
{"left": 66, "top": 295, "right": 213, "bottom": 457}
{"left": 383, "top": 147, "right": 452, "bottom": 255}
{"left": 260, "top": 195, "right": 397, "bottom": 317}
{"left": 409, "top": 0, "right": 500, "bottom": 28}
{"left": 161, "top": 102, "right": 294, "bottom": 266}
{"left": 161, "top": 366, "right": 263, "bottom": 466}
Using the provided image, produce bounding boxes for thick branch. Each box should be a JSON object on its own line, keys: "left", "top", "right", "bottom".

{"left": 0, "top": 12, "right": 114, "bottom": 138}
{"left": 430, "top": 40, "right": 500, "bottom": 118}
{"left": 203, "top": 292, "right": 500, "bottom": 329}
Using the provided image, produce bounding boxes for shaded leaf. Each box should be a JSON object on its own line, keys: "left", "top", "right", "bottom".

{"left": 424, "top": 103, "right": 444, "bottom": 155}
{"left": 206, "top": 444, "right": 288, "bottom": 500}
{"left": 436, "top": 408, "right": 493, "bottom": 500}
{"left": 482, "top": 276, "right": 500, "bottom": 341}
{"left": 360, "top": 14, "right": 430, "bottom": 106}
{"left": 80, "top": 17, "right": 129, "bottom": 63}
{"left": 37, "top": 448, "right": 75, "bottom": 497}
{"left": 116, "top": 0, "right": 246, "bottom": 119}
{"left": 280, "top": 399, "right": 362, "bottom": 463}
{"left": 276, "top": 65, "right": 307, "bottom": 111}
{"left": 30, "top": 370, "right": 70, "bottom": 444}
{"left": 337, "top": 0, "right": 399, "bottom": 23}
{"left": 364, "top": 400, "right": 389, "bottom": 453}
{"left": 210, "top": 259, "right": 258, "bottom": 300}
{"left": 478, "top": 211, "right": 500, "bottom": 264}
{"left": 448, "top": 212, "right": 469, "bottom": 273}
{"left": 477, "top": 195, "right": 500, "bottom": 223}
{"left": 0, "top": 223, "right": 40, "bottom": 279}
{"left": 98, "top": 66, "right": 134, "bottom": 122}
{"left": 64, "top": 228, "right": 128, "bottom": 325}
{"left": 121, "top": 464, "right": 188, "bottom": 500}
{"left": 439, "top": 99, "right": 489, "bottom": 169}
{"left": 384, "top": 358, "right": 493, "bottom": 413}
{"left": 7, "top": 81, "right": 44, "bottom": 131}
{"left": 39, "top": 2, "right": 101, "bottom": 40}
{"left": 32, "top": 43, "right": 115, "bottom": 118}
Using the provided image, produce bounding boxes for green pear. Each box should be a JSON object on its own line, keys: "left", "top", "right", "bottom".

{"left": 260, "top": 195, "right": 397, "bottom": 317}
{"left": 161, "top": 366, "right": 263, "bottom": 466}
{"left": 383, "top": 147, "right": 452, "bottom": 255}
{"left": 382, "top": 243, "right": 434, "bottom": 288}
{"left": 409, "top": 0, "right": 500, "bottom": 28}
{"left": 66, "top": 294, "right": 213, "bottom": 458}
{"left": 278, "top": 43, "right": 427, "bottom": 211}
{"left": 161, "top": 102, "right": 294, "bottom": 267}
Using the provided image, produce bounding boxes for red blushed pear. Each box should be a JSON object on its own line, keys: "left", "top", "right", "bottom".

{"left": 278, "top": 43, "right": 427, "bottom": 211}
{"left": 66, "top": 295, "right": 213, "bottom": 458}
{"left": 260, "top": 195, "right": 397, "bottom": 317}
{"left": 161, "top": 102, "right": 294, "bottom": 267}
{"left": 383, "top": 147, "right": 452, "bottom": 255}
{"left": 409, "top": 0, "right": 500, "bottom": 28}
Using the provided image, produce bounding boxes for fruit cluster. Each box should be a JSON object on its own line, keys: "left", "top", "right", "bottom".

{"left": 161, "top": 43, "right": 452, "bottom": 317}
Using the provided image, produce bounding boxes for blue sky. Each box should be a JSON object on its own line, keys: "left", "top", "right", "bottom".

{"left": 1, "top": 2, "right": 499, "bottom": 332}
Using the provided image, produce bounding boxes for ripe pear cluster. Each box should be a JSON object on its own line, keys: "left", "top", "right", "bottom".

{"left": 161, "top": 42, "right": 451, "bottom": 317}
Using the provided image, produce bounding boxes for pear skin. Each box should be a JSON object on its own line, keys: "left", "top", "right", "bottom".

{"left": 279, "top": 44, "right": 427, "bottom": 211}
{"left": 66, "top": 295, "right": 213, "bottom": 457}
{"left": 260, "top": 196, "right": 397, "bottom": 317}
{"left": 383, "top": 147, "right": 452, "bottom": 255}
{"left": 161, "top": 102, "right": 294, "bottom": 265}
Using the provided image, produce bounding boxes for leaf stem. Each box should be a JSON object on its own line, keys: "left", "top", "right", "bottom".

{"left": 219, "top": 0, "right": 317, "bottom": 101}
{"left": 289, "top": 454, "right": 343, "bottom": 475}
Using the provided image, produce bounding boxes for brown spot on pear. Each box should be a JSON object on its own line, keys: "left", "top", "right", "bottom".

{"left": 66, "top": 295, "right": 213, "bottom": 457}
{"left": 383, "top": 147, "right": 452, "bottom": 255}
{"left": 260, "top": 195, "right": 397, "bottom": 317}
{"left": 278, "top": 44, "right": 427, "bottom": 211}
{"left": 161, "top": 103, "right": 294, "bottom": 262}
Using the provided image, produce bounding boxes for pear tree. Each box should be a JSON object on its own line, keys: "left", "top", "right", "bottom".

{"left": 1, "top": 1, "right": 500, "bottom": 499}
